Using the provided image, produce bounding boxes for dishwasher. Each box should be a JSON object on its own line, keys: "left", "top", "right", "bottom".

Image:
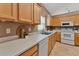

{"left": 39, "top": 38, "right": 48, "bottom": 56}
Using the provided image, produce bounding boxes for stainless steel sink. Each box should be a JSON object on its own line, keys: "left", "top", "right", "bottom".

{"left": 41, "top": 32, "right": 51, "bottom": 35}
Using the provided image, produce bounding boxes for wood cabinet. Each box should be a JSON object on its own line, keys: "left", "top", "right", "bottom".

{"left": 50, "top": 16, "right": 61, "bottom": 26}
{"left": 12, "top": 3, "right": 18, "bottom": 22}
{"left": 75, "top": 33, "right": 79, "bottom": 46}
{"left": 54, "top": 32, "right": 61, "bottom": 42}
{"left": 0, "top": 3, "right": 17, "bottom": 21}
{"left": 0, "top": 3, "right": 41, "bottom": 24}
{"left": 20, "top": 45, "right": 38, "bottom": 56}
{"left": 32, "top": 52, "right": 38, "bottom": 56}
{"left": 33, "top": 4, "right": 41, "bottom": 24}
{"left": 51, "top": 34, "right": 56, "bottom": 48}
{"left": 19, "top": 3, "right": 33, "bottom": 23}
{"left": 48, "top": 36, "right": 52, "bottom": 55}
{"left": 50, "top": 14, "right": 79, "bottom": 26}
{"left": 48, "top": 32, "right": 61, "bottom": 55}
{"left": 48, "top": 34, "right": 56, "bottom": 55}
{"left": 18, "top": 3, "right": 41, "bottom": 24}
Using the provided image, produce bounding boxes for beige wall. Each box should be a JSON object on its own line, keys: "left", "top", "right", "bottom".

{"left": 0, "top": 21, "right": 36, "bottom": 37}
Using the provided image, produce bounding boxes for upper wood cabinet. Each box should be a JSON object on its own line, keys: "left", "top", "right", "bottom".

{"left": 12, "top": 3, "right": 18, "bottom": 22}
{"left": 19, "top": 3, "right": 33, "bottom": 23}
{"left": 0, "top": 3, "right": 42, "bottom": 24}
{"left": 0, "top": 3, "right": 17, "bottom": 21}
{"left": 33, "top": 4, "right": 41, "bottom": 24}
{"left": 18, "top": 3, "right": 41, "bottom": 24}
{"left": 50, "top": 16, "right": 61, "bottom": 26}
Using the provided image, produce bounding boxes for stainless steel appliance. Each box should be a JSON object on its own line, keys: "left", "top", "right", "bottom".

{"left": 61, "top": 21, "right": 74, "bottom": 45}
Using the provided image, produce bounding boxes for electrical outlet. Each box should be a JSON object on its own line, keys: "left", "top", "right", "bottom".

{"left": 6, "top": 28, "right": 11, "bottom": 34}
{"left": 28, "top": 27, "right": 31, "bottom": 32}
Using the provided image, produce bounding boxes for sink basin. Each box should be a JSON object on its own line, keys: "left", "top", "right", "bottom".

{"left": 41, "top": 32, "right": 51, "bottom": 35}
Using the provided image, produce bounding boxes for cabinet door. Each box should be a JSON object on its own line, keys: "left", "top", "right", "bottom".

{"left": 20, "top": 45, "right": 38, "bottom": 56}
{"left": 32, "top": 52, "right": 38, "bottom": 56}
{"left": 75, "top": 33, "right": 79, "bottom": 46}
{"left": 50, "top": 17, "right": 61, "bottom": 26}
{"left": 48, "top": 34, "right": 56, "bottom": 55}
{"left": 0, "top": 3, "right": 16, "bottom": 21}
{"left": 54, "top": 32, "right": 61, "bottom": 42}
{"left": 19, "top": 3, "right": 33, "bottom": 23}
{"left": 12, "top": 3, "right": 18, "bottom": 22}
{"left": 51, "top": 34, "right": 56, "bottom": 48}
{"left": 33, "top": 4, "right": 41, "bottom": 24}
{"left": 48, "top": 36, "right": 52, "bottom": 55}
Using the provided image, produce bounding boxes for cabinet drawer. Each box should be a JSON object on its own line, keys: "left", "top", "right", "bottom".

{"left": 32, "top": 52, "right": 38, "bottom": 56}
{"left": 75, "top": 33, "right": 79, "bottom": 37}
{"left": 20, "top": 45, "right": 38, "bottom": 56}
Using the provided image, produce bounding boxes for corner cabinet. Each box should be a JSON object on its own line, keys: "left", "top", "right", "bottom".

{"left": 0, "top": 3, "right": 18, "bottom": 21}
{"left": 33, "top": 4, "right": 41, "bottom": 24}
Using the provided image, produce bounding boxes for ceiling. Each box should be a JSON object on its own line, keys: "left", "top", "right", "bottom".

{"left": 42, "top": 3, "right": 79, "bottom": 16}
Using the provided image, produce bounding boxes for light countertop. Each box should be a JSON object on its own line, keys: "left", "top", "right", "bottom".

{"left": 0, "top": 31, "right": 56, "bottom": 56}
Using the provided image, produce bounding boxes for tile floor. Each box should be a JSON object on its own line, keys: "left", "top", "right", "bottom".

{"left": 50, "top": 42, "right": 79, "bottom": 56}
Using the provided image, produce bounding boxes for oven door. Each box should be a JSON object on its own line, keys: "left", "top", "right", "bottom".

{"left": 61, "top": 31, "right": 74, "bottom": 41}
{"left": 61, "top": 31, "right": 74, "bottom": 45}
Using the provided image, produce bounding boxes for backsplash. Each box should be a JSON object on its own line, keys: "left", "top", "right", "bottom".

{"left": 0, "top": 21, "right": 36, "bottom": 38}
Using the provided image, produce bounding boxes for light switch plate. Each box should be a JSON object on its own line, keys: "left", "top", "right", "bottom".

{"left": 6, "top": 28, "right": 11, "bottom": 34}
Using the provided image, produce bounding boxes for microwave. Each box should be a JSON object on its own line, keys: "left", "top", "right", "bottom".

{"left": 61, "top": 21, "right": 73, "bottom": 26}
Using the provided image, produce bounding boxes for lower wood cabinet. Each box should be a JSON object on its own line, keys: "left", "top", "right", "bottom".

{"left": 48, "top": 36, "right": 52, "bottom": 55}
{"left": 20, "top": 45, "right": 38, "bottom": 56}
{"left": 54, "top": 32, "right": 61, "bottom": 42}
{"left": 20, "top": 33, "right": 57, "bottom": 56}
{"left": 48, "top": 34, "right": 56, "bottom": 55}
{"left": 51, "top": 34, "right": 56, "bottom": 48}
{"left": 32, "top": 52, "right": 38, "bottom": 56}
{"left": 75, "top": 33, "right": 79, "bottom": 46}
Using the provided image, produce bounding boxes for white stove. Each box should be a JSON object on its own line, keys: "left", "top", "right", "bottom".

{"left": 61, "top": 21, "right": 74, "bottom": 45}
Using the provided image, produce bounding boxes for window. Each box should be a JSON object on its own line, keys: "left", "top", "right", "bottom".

{"left": 38, "top": 16, "right": 46, "bottom": 31}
